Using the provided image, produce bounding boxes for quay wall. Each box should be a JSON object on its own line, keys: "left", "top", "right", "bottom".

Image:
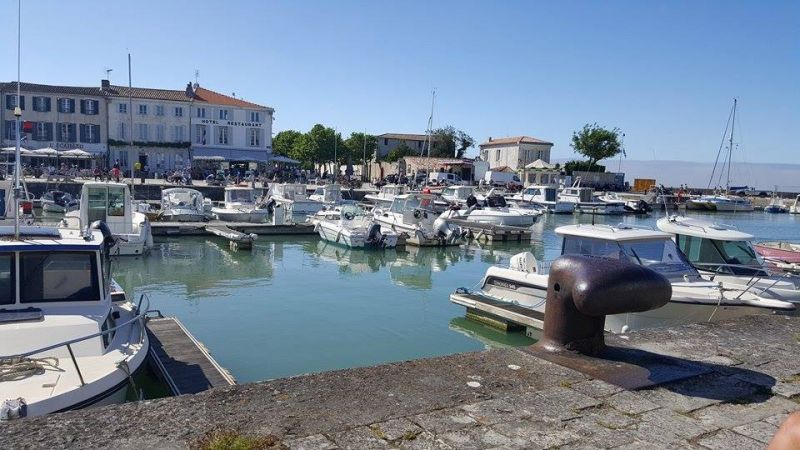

{"left": 2, "top": 314, "right": 799, "bottom": 449}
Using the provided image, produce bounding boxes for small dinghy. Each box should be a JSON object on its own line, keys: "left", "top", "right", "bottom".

{"left": 40, "top": 190, "right": 78, "bottom": 213}
{"left": 755, "top": 241, "right": 800, "bottom": 273}
{"left": 161, "top": 188, "right": 208, "bottom": 222}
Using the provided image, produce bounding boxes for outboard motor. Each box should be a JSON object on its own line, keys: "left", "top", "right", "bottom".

{"left": 89, "top": 220, "right": 117, "bottom": 250}
{"left": 638, "top": 199, "right": 652, "bottom": 213}
{"left": 365, "top": 222, "right": 383, "bottom": 246}
{"left": 466, "top": 195, "right": 478, "bottom": 208}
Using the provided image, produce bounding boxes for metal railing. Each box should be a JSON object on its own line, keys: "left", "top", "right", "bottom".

{"left": 1, "top": 294, "right": 151, "bottom": 387}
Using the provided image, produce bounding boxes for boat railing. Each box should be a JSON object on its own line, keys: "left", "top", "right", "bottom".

{"left": 1, "top": 293, "right": 151, "bottom": 387}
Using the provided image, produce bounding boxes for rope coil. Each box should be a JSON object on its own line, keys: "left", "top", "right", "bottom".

{"left": 0, "top": 357, "right": 59, "bottom": 382}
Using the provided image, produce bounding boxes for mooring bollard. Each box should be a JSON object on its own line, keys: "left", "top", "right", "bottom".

{"left": 536, "top": 255, "right": 672, "bottom": 356}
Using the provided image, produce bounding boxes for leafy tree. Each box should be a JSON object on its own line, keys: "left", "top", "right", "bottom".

{"left": 563, "top": 160, "right": 606, "bottom": 175}
{"left": 344, "top": 132, "right": 377, "bottom": 165}
{"left": 429, "top": 126, "right": 474, "bottom": 158}
{"left": 273, "top": 130, "right": 302, "bottom": 157}
{"left": 385, "top": 142, "right": 417, "bottom": 163}
{"left": 570, "top": 123, "right": 623, "bottom": 169}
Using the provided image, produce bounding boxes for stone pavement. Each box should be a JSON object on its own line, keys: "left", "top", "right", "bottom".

{"left": 2, "top": 314, "right": 799, "bottom": 449}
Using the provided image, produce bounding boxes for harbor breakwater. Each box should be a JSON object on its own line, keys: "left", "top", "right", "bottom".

{"left": 3, "top": 314, "right": 799, "bottom": 449}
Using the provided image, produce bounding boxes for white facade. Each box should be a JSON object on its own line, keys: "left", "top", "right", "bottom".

{"left": 190, "top": 102, "right": 273, "bottom": 163}
{"left": 479, "top": 136, "right": 553, "bottom": 171}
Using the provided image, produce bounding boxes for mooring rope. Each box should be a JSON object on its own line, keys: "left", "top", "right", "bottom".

{"left": 0, "top": 357, "right": 59, "bottom": 382}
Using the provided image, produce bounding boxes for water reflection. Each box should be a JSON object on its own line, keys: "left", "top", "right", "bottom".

{"left": 448, "top": 317, "right": 537, "bottom": 349}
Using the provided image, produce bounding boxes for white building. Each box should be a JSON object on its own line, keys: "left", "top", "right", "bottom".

{"left": 478, "top": 136, "right": 553, "bottom": 171}
{"left": 1, "top": 82, "right": 108, "bottom": 157}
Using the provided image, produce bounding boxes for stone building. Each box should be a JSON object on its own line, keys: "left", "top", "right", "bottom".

{"left": 375, "top": 133, "right": 429, "bottom": 159}
{"left": 478, "top": 136, "right": 553, "bottom": 171}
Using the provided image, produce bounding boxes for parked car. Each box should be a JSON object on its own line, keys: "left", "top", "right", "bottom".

{"left": 483, "top": 170, "right": 522, "bottom": 188}
{"left": 428, "top": 172, "right": 464, "bottom": 186}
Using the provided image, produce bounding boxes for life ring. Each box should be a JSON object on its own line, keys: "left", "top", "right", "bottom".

{"left": 413, "top": 209, "right": 422, "bottom": 219}
{"left": 343, "top": 212, "right": 355, "bottom": 221}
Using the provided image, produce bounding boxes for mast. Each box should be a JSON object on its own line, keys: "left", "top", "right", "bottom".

{"left": 425, "top": 89, "right": 436, "bottom": 158}
{"left": 13, "top": 0, "right": 22, "bottom": 239}
{"left": 128, "top": 53, "right": 134, "bottom": 197}
{"left": 726, "top": 98, "right": 736, "bottom": 191}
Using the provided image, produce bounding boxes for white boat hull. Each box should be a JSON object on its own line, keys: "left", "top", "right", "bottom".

{"left": 212, "top": 208, "right": 270, "bottom": 223}
{"left": 574, "top": 202, "right": 626, "bottom": 215}
{"left": 463, "top": 212, "right": 534, "bottom": 227}
{"left": 316, "top": 221, "right": 398, "bottom": 248}
{"left": 161, "top": 212, "right": 207, "bottom": 222}
{"left": 274, "top": 199, "right": 324, "bottom": 215}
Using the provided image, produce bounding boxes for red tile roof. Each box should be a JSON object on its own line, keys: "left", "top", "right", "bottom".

{"left": 479, "top": 136, "right": 553, "bottom": 147}
{"left": 192, "top": 87, "right": 268, "bottom": 109}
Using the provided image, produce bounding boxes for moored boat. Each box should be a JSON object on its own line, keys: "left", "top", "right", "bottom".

{"left": 211, "top": 187, "right": 270, "bottom": 222}
{"left": 310, "top": 204, "right": 398, "bottom": 248}
{"left": 509, "top": 185, "right": 574, "bottom": 214}
{"left": 268, "top": 183, "right": 324, "bottom": 215}
{"left": 40, "top": 190, "right": 79, "bottom": 214}
{"left": 160, "top": 188, "right": 208, "bottom": 222}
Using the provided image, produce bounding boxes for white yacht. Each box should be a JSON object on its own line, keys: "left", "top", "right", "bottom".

{"left": 364, "top": 184, "right": 405, "bottom": 208}
{"left": 440, "top": 185, "right": 474, "bottom": 206}
{"left": 509, "top": 185, "right": 574, "bottom": 214}
{"left": 61, "top": 182, "right": 153, "bottom": 256}
{"left": 789, "top": 195, "right": 800, "bottom": 214}
{"left": 373, "top": 193, "right": 464, "bottom": 243}
{"left": 558, "top": 178, "right": 625, "bottom": 215}
{"left": 0, "top": 224, "right": 150, "bottom": 419}
{"left": 596, "top": 192, "right": 652, "bottom": 214}
{"left": 160, "top": 188, "right": 208, "bottom": 222}
{"left": 452, "top": 223, "right": 794, "bottom": 334}
{"left": 211, "top": 187, "right": 270, "bottom": 223}
{"left": 657, "top": 215, "right": 800, "bottom": 302}
{"left": 268, "top": 183, "right": 324, "bottom": 215}
{"left": 40, "top": 190, "right": 79, "bottom": 214}
{"left": 309, "top": 204, "right": 398, "bottom": 248}
{"left": 687, "top": 193, "right": 754, "bottom": 212}
{"left": 308, "top": 184, "right": 350, "bottom": 206}
{"left": 443, "top": 192, "right": 540, "bottom": 227}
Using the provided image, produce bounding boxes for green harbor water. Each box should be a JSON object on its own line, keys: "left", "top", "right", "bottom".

{"left": 111, "top": 211, "right": 799, "bottom": 383}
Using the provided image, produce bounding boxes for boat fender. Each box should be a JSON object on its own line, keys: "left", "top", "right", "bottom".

{"left": 89, "top": 220, "right": 117, "bottom": 249}
{"left": 0, "top": 398, "right": 26, "bottom": 420}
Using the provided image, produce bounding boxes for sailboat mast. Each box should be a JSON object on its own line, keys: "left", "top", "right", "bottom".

{"left": 425, "top": 89, "right": 435, "bottom": 158}
{"left": 128, "top": 53, "right": 134, "bottom": 198}
{"left": 14, "top": 0, "right": 22, "bottom": 240}
{"left": 726, "top": 98, "right": 736, "bottom": 191}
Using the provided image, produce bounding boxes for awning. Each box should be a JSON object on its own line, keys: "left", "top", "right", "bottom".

{"left": 60, "top": 149, "right": 93, "bottom": 159}
{"left": 1, "top": 147, "right": 31, "bottom": 155}
{"left": 192, "top": 147, "right": 270, "bottom": 162}
{"left": 525, "top": 159, "right": 555, "bottom": 170}
{"left": 29, "top": 147, "right": 60, "bottom": 157}
{"left": 267, "top": 154, "right": 300, "bottom": 164}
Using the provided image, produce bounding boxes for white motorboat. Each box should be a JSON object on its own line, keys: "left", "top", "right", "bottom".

{"left": 373, "top": 193, "right": 464, "bottom": 243}
{"left": 308, "top": 184, "right": 350, "bottom": 206}
{"left": 364, "top": 184, "right": 405, "bottom": 208}
{"left": 40, "top": 190, "right": 79, "bottom": 214}
{"left": 558, "top": 178, "right": 625, "bottom": 215}
{"left": 309, "top": 204, "right": 398, "bottom": 248}
{"left": 597, "top": 192, "right": 652, "bottom": 214}
{"left": 440, "top": 185, "right": 474, "bottom": 206}
{"left": 452, "top": 223, "right": 794, "bottom": 334}
{"left": 764, "top": 192, "right": 788, "bottom": 214}
{"left": 657, "top": 215, "right": 800, "bottom": 302}
{"left": 509, "top": 185, "right": 574, "bottom": 214}
{"left": 443, "top": 192, "right": 540, "bottom": 227}
{"left": 790, "top": 195, "right": 800, "bottom": 214}
{"left": 268, "top": 183, "right": 324, "bottom": 215}
{"left": 687, "top": 193, "right": 754, "bottom": 212}
{"left": 0, "top": 224, "right": 150, "bottom": 419}
{"left": 61, "top": 182, "right": 153, "bottom": 256}
{"left": 160, "top": 188, "right": 208, "bottom": 222}
{"left": 211, "top": 187, "right": 270, "bottom": 223}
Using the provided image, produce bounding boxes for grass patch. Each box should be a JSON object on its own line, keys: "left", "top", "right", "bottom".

{"left": 559, "top": 380, "right": 573, "bottom": 388}
{"left": 782, "top": 374, "right": 800, "bottom": 384}
{"left": 192, "top": 428, "right": 285, "bottom": 450}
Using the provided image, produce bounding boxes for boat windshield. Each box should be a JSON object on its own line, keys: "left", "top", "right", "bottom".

{"left": 562, "top": 236, "right": 697, "bottom": 278}
{"left": 19, "top": 251, "right": 100, "bottom": 303}
{"left": 228, "top": 190, "right": 254, "bottom": 203}
{"left": 675, "top": 235, "right": 766, "bottom": 276}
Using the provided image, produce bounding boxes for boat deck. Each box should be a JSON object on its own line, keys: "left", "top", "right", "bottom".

{"left": 146, "top": 317, "right": 235, "bottom": 395}
{"left": 445, "top": 218, "right": 533, "bottom": 243}
{"left": 151, "top": 221, "right": 316, "bottom": 236}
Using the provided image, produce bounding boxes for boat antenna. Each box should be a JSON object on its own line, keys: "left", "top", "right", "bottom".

{"left": 13, "top": 0, "right": 22, "bottom": 240}
{"left": 128, "top": 52, "right": 135, "bottom": 198}
{"left": 726, "top": 98, "right": 736, "bottom": 193}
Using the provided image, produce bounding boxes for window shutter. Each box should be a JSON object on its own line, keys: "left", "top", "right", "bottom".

{"left": 45, "top": 97, "right": 52, "bottom": 112}
{"left": 5, "top": 95, "right": 12, "bottom": 110}
{"left": 19, "top": 96, "right": 25, "bottom": 110}
{"left": 46, "top": 123, "right": 53, "bottom": 141}
{"left": 79, "top": 124, "right": 86, "bottom": 142}
{"left": 69, "top": 99, "right": 75, "bottom": 113}
{"left": 93, "top": 125, "right": 101, "bottom": 143}
{"left": 69, "top": 124, "right": 77, "bottom": 142}
{"left": 93, "top": 100, "right": 100, "bottom": 115}
{"left": 80, "top": 100, "right": 86, "bottom": 114}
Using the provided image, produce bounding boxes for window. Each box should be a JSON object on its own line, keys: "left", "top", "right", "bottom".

{"left": 19, "top": 252, "right": 100, "bottom": 303}
{"left": 85, "top": 125, "right": 96, "bottom": 143}
{"left": 195, "top": 125, "right": 207, "bottom": 144}
{"left": 155, "top": 124, "right": 165, "bottom": 142}
{"left": 384, "top": 138, "right": 388, "bottom": 145}
{"left": 5, "top": 94, "right": 24, "bottom": 110}
{"left": 138, "top": 104, "right": 147, "bottom": 115}
{"left": 118, "top": 122, "right": 126, "bottom": 140}
{"left": 495, "top": 150, "right": 500, "bottom": 161}
{"left": 175, "top": 106, "right": 183, "bottom": 117}
{"left": 248, "top": 128, "right": 260, "bottom": 146}
{"left": 58, "top": 123, "right": 77, "bottom": 142}
{"left": 33, "top": 96, "right": 50, "bottom": 112}
{"left": 155, "top": 105, "right": 164, "bottom": 116}
{"left": 80, "top": 124, "right": 100, "bottom": 143}
{"left": 137, "top": 123, "right": 148, "bottom": 140}
{"left": 218, "top": 109, "right": 229, "bottom": 120}
{"left": 196, "top": 107, "right": 206, "bottom": 118}
{"left": 0, "top": 253, "right": 13, "bottom": 305}
{"left": 34, "top": 122, "right": 52, "bottom": 141}
{"left": 172, "top": 125, "right": 185, "bottom": 142}
{"left": 249, "top": 111, "right": 260, "bottom": 122}
{"left": 82, "top": 99, "right": 98, "bottom": 115}
{"left": 4, "top": 121, "right": 16, "bottom": 140}
{"left": 87, "top": 186, "right": 126, "bottom": 224}
{"left": 217, "top": 126, "right": 229, "bottom": 145}
{"left": 118, "top": 103, "right": 127, "bottom": 114}
{"left": 675, "top": 235, "right": 765, "bottom": 276}
{"left": 58, "top": 98, "right": 75, "bottom": 113}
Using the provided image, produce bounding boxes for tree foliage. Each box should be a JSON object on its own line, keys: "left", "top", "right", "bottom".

{"left": 563, "top": 160, "right": 606, "bottom": 175}
{"left": 344, "top": 132, "right": 377, "bottom": 165}
{"left": 385, "top": 142, "right": 417, "bottom": 163}
{"left": 570, "top": 123, "right": 623, "bottom": 168}
{"left": 429, "top": 126, "right": 474, "bottom": 158}
{"left": 272, "top": 130, "right": 302, "bottom": 157}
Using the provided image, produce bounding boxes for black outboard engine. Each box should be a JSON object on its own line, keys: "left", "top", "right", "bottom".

{"left": 486, "top": 195, "right": 506, "bottom": 208}
{"left": 638, "top": 199, "right": 652, "bottom": 213}
{"left": 89, "top": 220, "right": 117, "bottom": 250}
{"left": 466, "top": 195, "right": 478, "bottom": 208}
{"left": 366, "top": 222, "right": 384, "bottom": 247}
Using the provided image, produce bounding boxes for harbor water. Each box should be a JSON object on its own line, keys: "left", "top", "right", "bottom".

{"left": 111, "top": 211, "right": 799, "bottom": 383}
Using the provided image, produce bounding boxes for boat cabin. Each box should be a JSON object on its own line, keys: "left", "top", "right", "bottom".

{"left": 270, "top": 184, "right": 308, "bottom": 201}
{"left": 63, "top": 182, "right": 134, "bottom": 236}
{"left": 555, "top": 224, "right": 699, "bottom": 280}
{"left": 441, "top": 186, "right": 474, "bottom": 203}
{"left": 519, "top": 186, "right": 558, "bottom": 202}
{"left": 225, "top": 187, "right": 259, "bottom": 205}
{"left": 388, "top": 194, "right": 437, "bottom": 215}
{"left": 163, "top": 188, "right": 204, "bottom": 210}
{"left": 311, "top": 184, "right": 343, "bottom": 203}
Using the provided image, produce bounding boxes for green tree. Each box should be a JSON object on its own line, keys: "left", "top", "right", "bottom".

{"left": 563, "top": 160, "right": 606, "bottom": 175}
{"left": 385, "top": 142, "right": 416, "bottom": 163}
{"left": 273, "top": 130, "right": 302, "bottom": 157}
{"left": 570, "top": 123, "right": 624, "bottom": 169}
{"left": 344, "top": 132, "right": 377, "bottom": 165}
{"left": 429, "top": 126, "right": 474, "bottom": 158}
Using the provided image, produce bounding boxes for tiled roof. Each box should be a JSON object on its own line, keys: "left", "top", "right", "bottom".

{"left": 377, "top": 133, "right": 429, "bottom": 141}
{"left": 0, "top": 81, "right": 104, "bottom": 97}
{"left": 192, "top": 87, "right": 268, "bottom": 109}
{"left": 479, "top": 136, "right": 553, "bottom": 147}
{"left": 404, "top": 157, "right": 471, "bottom": 166}
{"left": 103, "top": 85, "right": 191, "bottom": 102}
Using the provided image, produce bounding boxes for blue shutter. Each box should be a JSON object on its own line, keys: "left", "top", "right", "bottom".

{"left": 79, "top": 124, "right": 86, "bottom": 142}
{"left": 93, "top": 125, "right": 101, "bottom": 143}
{"left": 46, "top": 122, "right": 53, "bottom": 141}
{"left": 80, "top": 100, "right": 86, "bottom": 114}
{"left": 69, "top": 99, "right": 75, "bottom": 113}
{"left": 45, "top": 97, "right": 51, "bottom": 112}
{"left": 93, "top": 100, "right": 100, "bottom": 115}
{"left": 5, "top": 95, "right": 12, "bottom": 110}
{"left": 70, "top": 124, "right": 77, "bottom": 142}
{"left": 19, "top": 96, "right": 24, "bottom": 110}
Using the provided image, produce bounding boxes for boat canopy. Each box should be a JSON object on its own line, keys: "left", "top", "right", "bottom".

{"left": 555, "top": 224, "right": 671, "bottom": 242}
{"left": 656, "top": 216, "right": 753, "bottom": 241}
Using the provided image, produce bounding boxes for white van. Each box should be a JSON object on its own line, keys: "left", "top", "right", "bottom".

{"left": 428, "top": 172, "right": 464, "bottom": 185}
{"left": 484, "top": 171, "right": 523, "bottom": 187}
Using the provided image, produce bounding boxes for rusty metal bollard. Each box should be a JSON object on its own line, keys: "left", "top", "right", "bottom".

{"left": 535, "top": 255, "right": 672, "bottom": 356}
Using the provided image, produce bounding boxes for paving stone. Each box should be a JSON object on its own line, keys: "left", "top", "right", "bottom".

{"left": 764, "top": 412, "right": 791, "bottom": 427}
{"left": 634, "top": 409, "right": 715, "bottom": 443}
{"left": 461, "top": 398, "right": 529, "bottom": 426}
{"left": 696, "top": 429, "right": 763, "bottom": 450}
{"left": 285, "top": 434, "right": 338, "bottom": 450}
{"left": 639, "top": 374, "right": 762, "bottom": 413}
{"left": 568, "top": 379, "right": 622, "bottom": 399}
{"left": 732, "top": 420, "right": 780, "bottom": 444}
{"left": 563, "top": 414, "right": 638, "bottom": 448}
{"left": 439, "top": 427, "right": 525, "bottom": 450}
{"left": 581, "top": 407, "right": 638, "bottom": 430}
{"left": 693, "top": 393, "right": 799, "bottom": 429}
{"left": 503, "top": 390, "right": 586, "bottom": 422}
{"left": 369, "top": 418, "right": 423, "bottom": 441}
{"left": 605, "top": 390, "right": 661, "bottom": 415}
{"left": 490, "top": 418, "right": 580, "bottom": 449}
{"left": 409, "top": 408, "right": 478, "bottom": 434}
{"left": 328, "top": 427, "right": 389, "bottom": 449}
{"left": 771, "top": 381, "right": 800, "bottom": 399}
{"left": 396, "top": 431, "right": 453, "bottom": 449}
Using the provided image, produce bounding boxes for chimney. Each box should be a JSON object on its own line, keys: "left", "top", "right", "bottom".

{"left": 101, "top": 79, "right": 110, "bottom": 89}
{"left": 488, "top": 136, "right": 492, "bottom": 142}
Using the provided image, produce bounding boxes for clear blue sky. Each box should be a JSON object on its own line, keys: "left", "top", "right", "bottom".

{"left": 1, "top": 0, "right": 797, "bottom": 163}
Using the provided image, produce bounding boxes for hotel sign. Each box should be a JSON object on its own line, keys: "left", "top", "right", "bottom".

{"left": 197, "top": 119, "right": 263, "bottom": 128}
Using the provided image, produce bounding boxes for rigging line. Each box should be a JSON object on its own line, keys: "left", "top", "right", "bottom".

{"left": 707, "top": 103, "right": 735, "bottom": 189}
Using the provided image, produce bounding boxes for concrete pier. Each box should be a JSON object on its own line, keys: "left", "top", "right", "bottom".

{"left": 2, "top": 314, "right": 799, "bottom": 449}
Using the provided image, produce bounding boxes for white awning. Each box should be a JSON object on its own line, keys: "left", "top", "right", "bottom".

{"left": 525, "top": 159, "right": 555, "bottom": 170}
